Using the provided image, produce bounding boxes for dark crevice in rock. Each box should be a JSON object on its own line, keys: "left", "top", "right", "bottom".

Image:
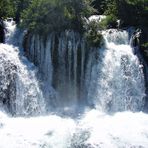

{"left": 0, "top": 19, "right": 5, "bottom": 43}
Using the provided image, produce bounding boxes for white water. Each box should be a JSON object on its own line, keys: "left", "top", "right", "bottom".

{"left": 0, "top": 20, "right": 148, "bottom": 148}
{"left": 0, "top": 110, "right": 148, "bottom": 148}
{"left": 0, "top": 20, "right": 46, "bottom": 115}
{"left": 88, "top": 15, "right": 106, "bottom": 23}
{"left": 86, "top": 30, "right": 145, "bottom": 112}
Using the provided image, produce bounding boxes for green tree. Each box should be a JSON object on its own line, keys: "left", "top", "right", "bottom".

{"left": 21, "top": 0, "right": 95, "bottom": 34}
{"left": 104, "top": 0, "right": 148, "bottom": 27}
{"left": 14, "top": 0, "right": 32, "bottom": 23}
{"left": 0, "top": 0, "right": 15, "bottom": 19}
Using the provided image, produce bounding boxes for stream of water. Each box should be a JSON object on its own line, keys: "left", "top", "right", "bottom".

{"left": 0, "top": 20, "right": 147, "bottom": 148}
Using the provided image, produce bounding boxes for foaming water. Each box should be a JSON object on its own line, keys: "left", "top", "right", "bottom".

{"left": 0, "top": 44, "right": 46, "bottom": 115}
{"left": 86, "top": 30, "right": 145, "bottom": 112}
{"left": 4, "top": 19, "right": 16, "bottom": 44}
{"left": 0, "top": 20, "right": 46, "bottom": 115}
{"left": 0, "top": 110, "right": 148, "bottom": 148}
{"left": 78, "top": 110, "right": 148, "bottom": 148}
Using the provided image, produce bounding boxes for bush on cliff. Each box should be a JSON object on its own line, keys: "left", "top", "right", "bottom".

{"left": 99, "top": 15, "right": 117, "bottom": 29}
{"left": 104, "top": 0, "right": 148, "bottom": 27}
{"left": 0, "top": 0, "right": 15, "bottom": 19}
{"left": 85, "top": 20, "right": 104, "bottom": 47}
{"left": 142, "top": 42, "right": 148, "bottom": 61}
{"left": 20, "top": 0, "right": 95, "bottom": 34}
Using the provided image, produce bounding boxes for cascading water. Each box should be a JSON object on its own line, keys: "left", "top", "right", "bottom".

{"left": 86, "top": 30, "right": 146, "bottom": 112}
{"left": 0, "top": 20, "right": 148, "bottom": 148}
{"left": 0, "top": 20, "right": 46, "bottom": 115}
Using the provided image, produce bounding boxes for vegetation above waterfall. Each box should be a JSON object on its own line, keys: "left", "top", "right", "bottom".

{"left": 0, "top": 0, "right": 15, "bottom": 19}
{"left": 20, "top": 0, "right": 95, "bottom": 34}
{"left": 0, "top": 0, "right": 147, "bottom": 48}
{"left": 0, "top": 0, "right": 30, "bottom": 21}
{"left": 0, "top": 0, "right": 147, "bottom": 30}
{"left": 104, "top": 0, "right": 148, "bottom": 27}
{"left": 85, "top": 21, "right": 104, "bottom": 47}
{"left": 0, "top": 0, "right": 148, "bottom": 27}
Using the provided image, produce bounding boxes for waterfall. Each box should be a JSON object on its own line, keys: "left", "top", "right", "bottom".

{"left": 24, "top": 27, "right": 146, "bottom": 113}
{"left": 0, "top": 20, "right": 46, "bottom": 115}
{"left": 86, "top": 29, "right": 145, "bottom": 112}
{"left": 25, "top": 30, "right": 88, "bottom": 112}
{"left": 0, "top": 19, "right": 148, "bottom": 148}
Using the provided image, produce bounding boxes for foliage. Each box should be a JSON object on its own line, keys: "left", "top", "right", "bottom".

{"left": 104, "top": 0, "right": 118, "bottom": 16}
{"left": 0, "top": 0, "right": 16, "bottom": 19}
{"left": 142, "top": 42, "right": 148, "bottom": 49}
{"left": 85, "top": 21, "right": 104, "bottom": 47}
{"left": 20, "top": 0, "right": 95, "bottom": 34}
{"left": 1, "top": 0, "right": 147, "bottom": 29}
{"left": 143, "top": 42, "right": 148, "bottom": 48}
{"left": 92, "top": 0, "right": 106, "bottom": 14}
{"left": 99, "top": 15, "right": 117, "bottom": 29}
{"left": 14, "top": 0, "right": 32, "bottom": 23}
{"left": 0, "top": 0, "right": 31, "bottom": 22}
{"left": 104, "top": 0, "right": 148, "bottom": 27}
{"left": 141, "top": 42, "right": 148, "bottom": 63}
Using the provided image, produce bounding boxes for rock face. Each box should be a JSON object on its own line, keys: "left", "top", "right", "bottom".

{"left": 140, "top": 28, "right": 148, "bottom": 111}
{"left": 131, "top": 28, "right": 148, "bottom": 112}
{"left": 0, "top": 19, "right": 5, "bottom": 43}
{"left": 0, "top": 55, "right": 16, "bottom": 114}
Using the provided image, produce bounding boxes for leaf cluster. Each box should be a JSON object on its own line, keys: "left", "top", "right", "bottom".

{"left": 85, "top": 20, "right": 104, "bottom": 47}
{"left": 20, "top": 0, "right": 95, "bottom": 34}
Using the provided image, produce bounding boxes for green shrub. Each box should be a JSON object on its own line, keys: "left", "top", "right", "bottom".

{"left": 99, "top": 15, "right": 117, "bottom": 29}
{"left": 142, "top": 42, "right": 148, "bottom": 49}
{"left": 104, "top": 0, "right": 148, "bottom": 27}
{"left": 85, "top": 21, "right": 104, "bottom": 47}
{"left": 141, "top": 42, "right": 148, "bottom": 63}
{"left": 20, "top": 0, "right": 95, "bottom": 34}
{"left": 142, "top": 42, "right": 148, "bottom": 56}
{"left": 0, "top": 0, "right": 16, "bottom": 19}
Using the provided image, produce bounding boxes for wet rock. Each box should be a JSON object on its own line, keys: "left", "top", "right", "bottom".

{"left": 0, "top": 19, "right": 5, "bottom": 43}
{"left": 131, "top": 28, "right": 148, "bottom": 112}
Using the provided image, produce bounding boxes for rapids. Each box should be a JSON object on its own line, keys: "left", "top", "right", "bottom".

{"left": 0, "top": 110, "right": 148, "bottom": 148}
